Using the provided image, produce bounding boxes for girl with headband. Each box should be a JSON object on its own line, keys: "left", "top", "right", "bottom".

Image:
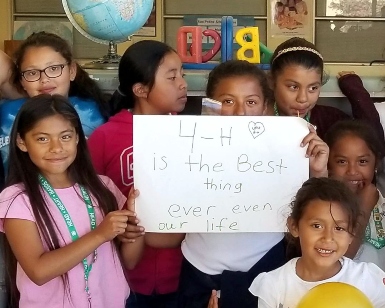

{"left": 266, "top": 37, "right": 383, "bottom": 140}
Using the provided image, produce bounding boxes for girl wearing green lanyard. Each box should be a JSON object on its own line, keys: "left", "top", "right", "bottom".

{"left": 0, "top": 94, "right": 144, "bottom": 308}
{"left": 325, "top": 120, "right": 385, "bottom": 271}
{"left": 266, "top": 37, "right": 383, "bottom": 141}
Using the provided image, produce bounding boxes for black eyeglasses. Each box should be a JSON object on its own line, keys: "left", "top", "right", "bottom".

{"left": 21, "top": 63, "right": 68, "bottom": 82}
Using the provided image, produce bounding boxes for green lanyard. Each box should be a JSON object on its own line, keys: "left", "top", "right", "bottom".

{"left": 365, "top": 206, "right": 385, "bottom": 249}
{"left": 38, "top": 174, "right": 97, "bottom": 306}
{"left": 274, "top": 102, "right": 310, "bottom": 123}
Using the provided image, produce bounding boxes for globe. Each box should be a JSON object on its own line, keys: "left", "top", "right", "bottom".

{"left": 62, "top": 0, "right": 154, "bottom": 68}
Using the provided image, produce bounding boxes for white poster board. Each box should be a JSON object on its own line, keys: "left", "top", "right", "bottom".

{"left": 134, "top": 116, "right": 309, "bottom": 233}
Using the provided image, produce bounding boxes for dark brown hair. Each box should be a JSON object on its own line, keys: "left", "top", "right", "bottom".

{"left": 206, "top": 60, "right": 273, "bottom": 103}
{"left": 271, "top": 37, "right": 326, "bottom": 84}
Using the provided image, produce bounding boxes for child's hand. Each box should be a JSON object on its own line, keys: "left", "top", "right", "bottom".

{"left": 207, "top": 290, "right": 219, "bottom": 308}
{"left": 337, "top": 71, "right": 356, "bottom": 79}
{"left": 118, "top": 188, "right": 145, "bottom": 243}
{"left": 95, "top": 210, "right": 136, "bottom": 242}
{"left": 301, "top": 124, "right": 329, "bottom": 178}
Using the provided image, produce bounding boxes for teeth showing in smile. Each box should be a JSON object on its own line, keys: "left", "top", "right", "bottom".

{"left": 317, "top": 248, "right": 333, "bottom": 254}
{"left": 349, "top": 181, "right": 360, "bottom": 185}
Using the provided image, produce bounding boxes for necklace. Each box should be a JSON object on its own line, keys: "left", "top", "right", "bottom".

{"left": 38, "top": 175, "right": 97, "bottom": 307}
{"left": 365, "top": 206, "right": 385, "bottom": 249}
{"left": 273, "top": 102, "right": 310, "bottom": 122}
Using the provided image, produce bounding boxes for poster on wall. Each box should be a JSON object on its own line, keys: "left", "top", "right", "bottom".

{"left": 135, "top": 2, "right": 156, "bottom": 36}
{"left": 269, "top": 0, "right": 312, "bottom": 37}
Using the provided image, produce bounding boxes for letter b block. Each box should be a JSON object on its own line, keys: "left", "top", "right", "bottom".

{"left": 235, "top": 27, "right": 261, "bottom": 63}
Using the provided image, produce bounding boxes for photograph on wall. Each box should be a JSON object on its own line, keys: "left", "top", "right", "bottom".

{"left": 135, "top": 2, "right": 156, "bottom": 36}
{"left": 269, "top": 0, "right": 311, "bottom": 37}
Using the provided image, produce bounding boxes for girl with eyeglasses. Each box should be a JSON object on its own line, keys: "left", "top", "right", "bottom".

{"left": 0, "top": 32, "right": 109, "bottom": 181}
{"left": 11, "top": 31, "right": 110, "bottom": 119}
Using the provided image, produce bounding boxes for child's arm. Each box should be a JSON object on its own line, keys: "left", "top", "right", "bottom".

{"left": 119, "top": 188, "right": 145, "bottom": 269}
{"left": 4, "top": 209, "right": 134, "bottom": 286}
{"left": 338, "top": 71, "right": 385, "bottom": 142}
{"left": 0, "top": 50, "right": 24, "bottom": 99}
{"left": 345, "top": 183, "right": 379, "bottom": 258}
{"left": 301, "top": 124, "right": 329, "bottom": 178}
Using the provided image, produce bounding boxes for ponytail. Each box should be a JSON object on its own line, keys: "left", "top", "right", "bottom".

{"left": 110, "top": 86, "right": 135, "bottom": 116}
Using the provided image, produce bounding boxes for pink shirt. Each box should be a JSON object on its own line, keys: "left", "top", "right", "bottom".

{"left": 0, "top": 175, "right": 129, "bottom": 308}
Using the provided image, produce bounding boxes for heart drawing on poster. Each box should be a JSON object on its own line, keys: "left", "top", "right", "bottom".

{"left": 248, "top": 121, "right": 265, "bottom": 139}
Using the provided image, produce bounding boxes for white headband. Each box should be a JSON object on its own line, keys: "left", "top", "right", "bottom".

{"left": 272, "top": 47, "right": 323, "bottom": 62}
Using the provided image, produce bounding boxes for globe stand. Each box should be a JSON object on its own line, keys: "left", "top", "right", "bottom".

{"left": 81, "top": 41, "right": 121, "bottom": 70}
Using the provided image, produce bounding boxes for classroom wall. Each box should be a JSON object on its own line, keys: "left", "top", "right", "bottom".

{"left": 0, "top": 0, "right": 12, "bottom": 51}
{"left": 1, "top": 0, "right": 385, "bottom": 79}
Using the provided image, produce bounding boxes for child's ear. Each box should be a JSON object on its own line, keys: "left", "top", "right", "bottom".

{"left": 287, "top": 216, "right": 299, "bottom": 238}
{"left": 16, "top": 134, "right": 28, "bottom": 152}
{"left": 374, "top": 158, "right": 381, "bottom": 176}
{"left": 348, "top": 233, "right": 354, "bottom": 245}
{"left": 132, "top": 83, "right": 149, "bottom": 99}
{"left": 69, "top": 62, "right": 77, "bottom": 82}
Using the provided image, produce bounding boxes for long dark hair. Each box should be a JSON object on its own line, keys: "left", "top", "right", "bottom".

{"left": 110, "top": 40, "right": 175, "bottom": 115}
{"left": 12, "top": 31, "right": 110, "bottom": 119}
{"left": 3, "top": 94, "right": 119, "bottom": 306}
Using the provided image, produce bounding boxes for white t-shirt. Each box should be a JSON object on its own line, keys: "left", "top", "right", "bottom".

{"left": 249, "top": 257, "right": 385, "bottom": 308}
{"left": 354, "top": 190, "right": 385, "bottom": 271}
{"left": 182, "top": 232, "right": 283, "bottom": 274}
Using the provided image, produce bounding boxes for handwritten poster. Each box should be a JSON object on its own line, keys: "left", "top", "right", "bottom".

{"left": 134, "top": 116, "right": 309, "bottom": 233}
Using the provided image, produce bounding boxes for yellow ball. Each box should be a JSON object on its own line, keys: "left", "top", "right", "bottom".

{"left": 297, "top": 282, "right": 373, "bottom": 308}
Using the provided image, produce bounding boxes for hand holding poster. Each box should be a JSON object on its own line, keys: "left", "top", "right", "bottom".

{"left": 134, "top": 116, "right": 309, "bottom": 233}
